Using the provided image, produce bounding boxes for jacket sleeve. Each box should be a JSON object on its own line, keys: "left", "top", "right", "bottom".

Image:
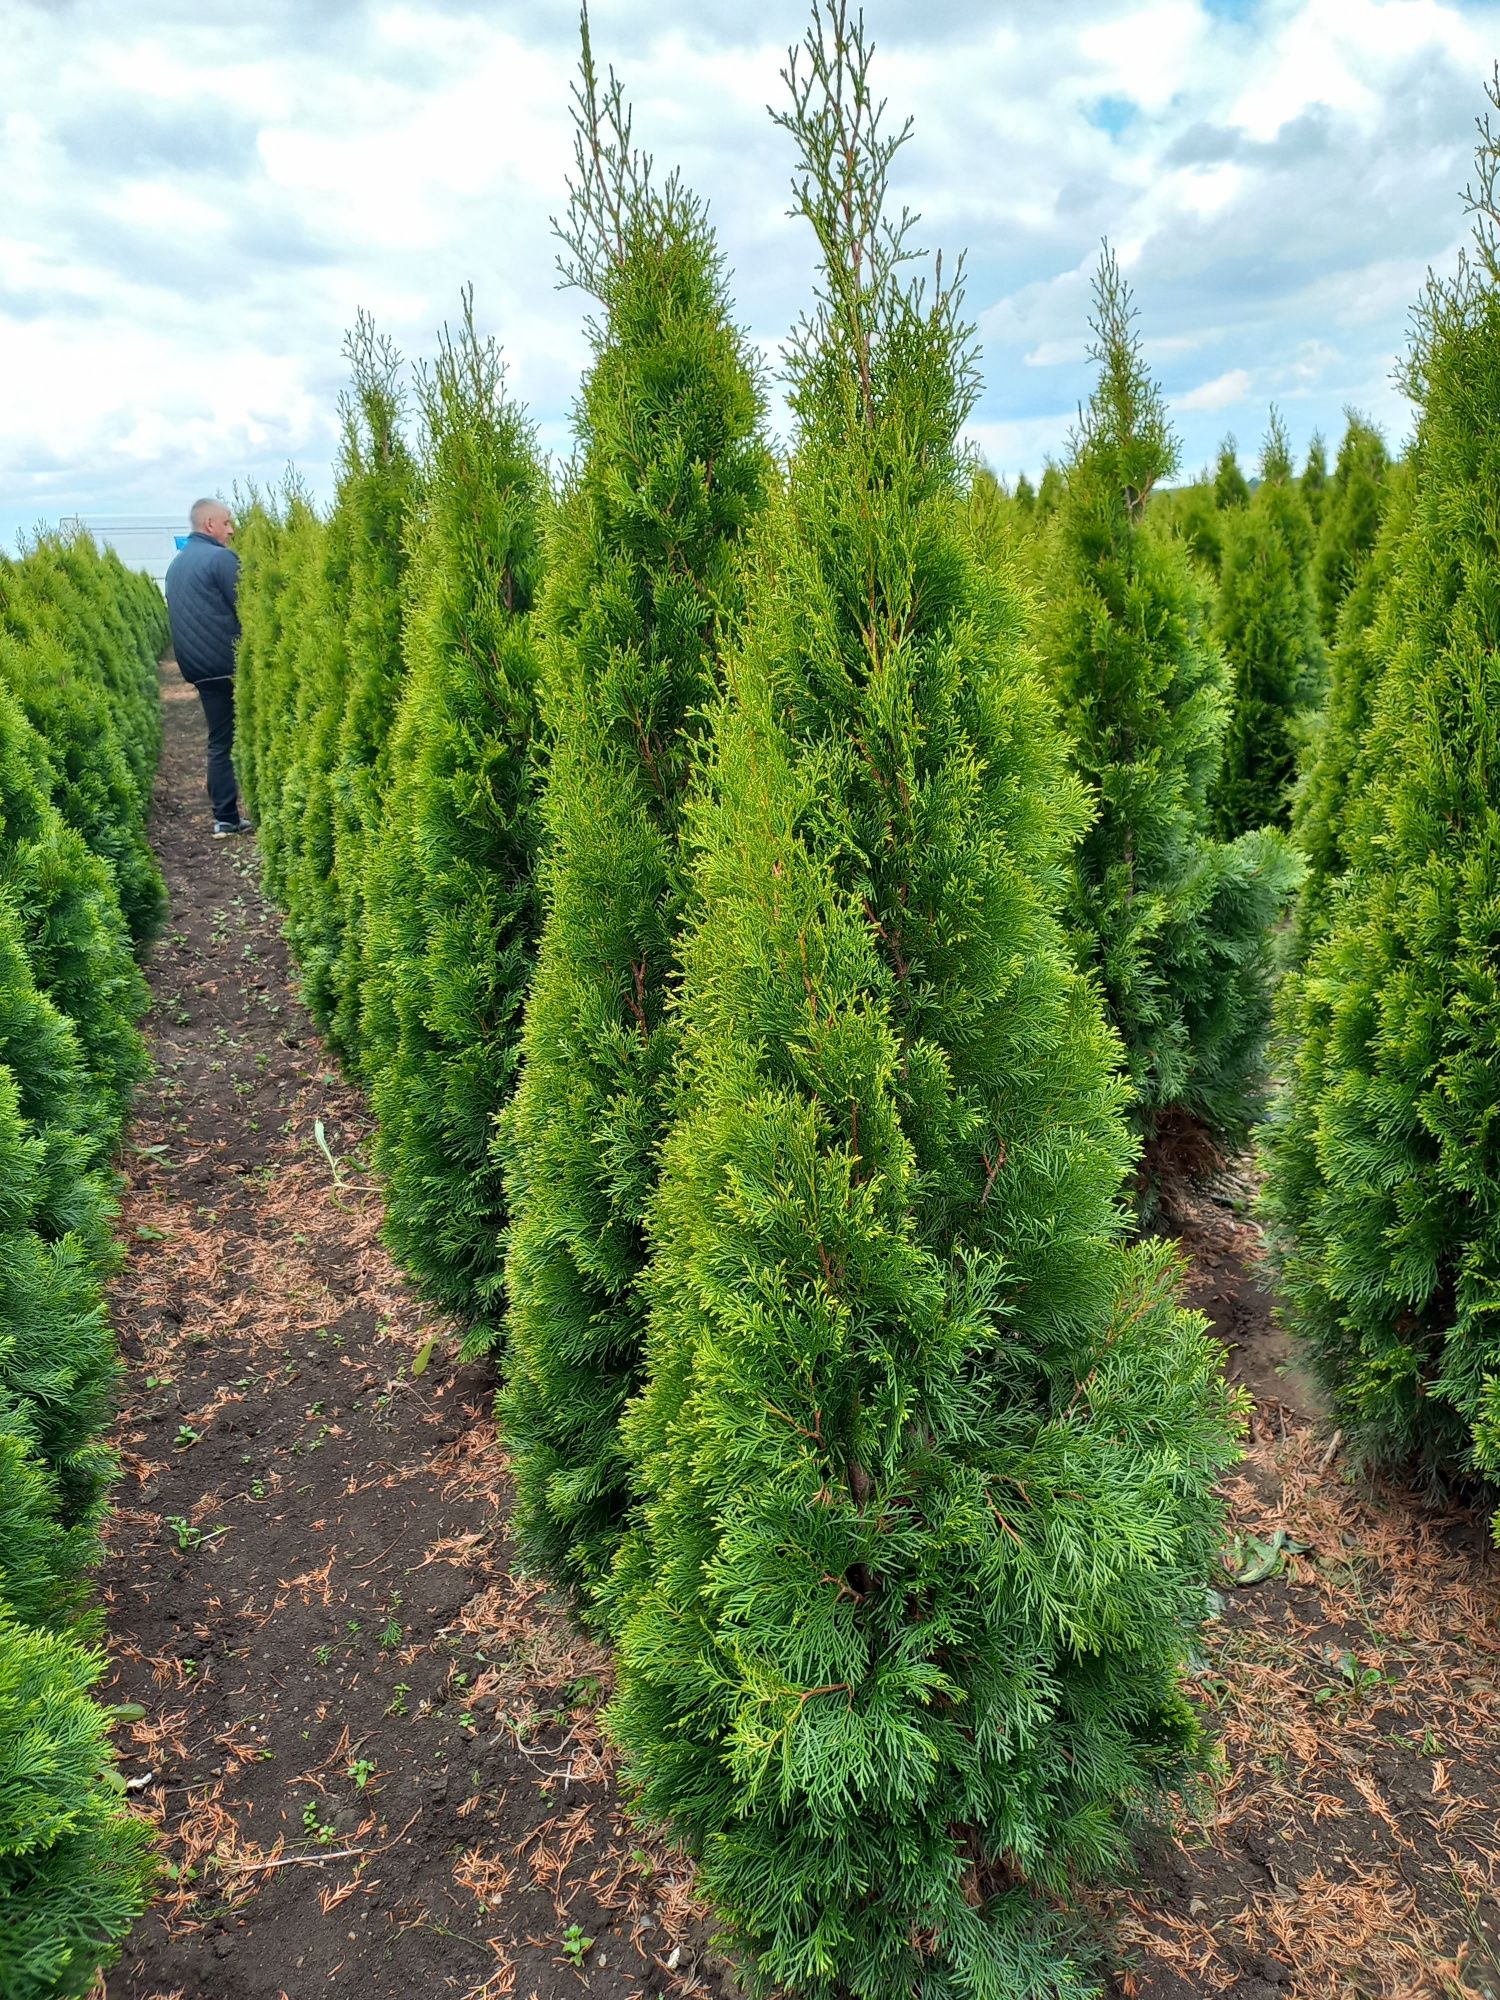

{"left": 214, "top": 546, "right": 242, "bottom": 634}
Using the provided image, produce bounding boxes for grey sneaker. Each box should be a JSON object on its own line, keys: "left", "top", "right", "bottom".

{"left": 212, "top": 817, "right": 254, "bottom": 837}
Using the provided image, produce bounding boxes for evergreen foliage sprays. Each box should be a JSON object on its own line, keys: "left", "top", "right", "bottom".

{"left": 1213, "top": 437, "right": 1250, "bottom": 512}
{"left": 252, "top": 496, "right": 331, "bottom": 914}
{"left": 609, "top": 15, "right": 1240, "bottom": 1993}
{"left": 1041, "top": 253, "right": 1298, "bottom": 1161}
{"left": 364, "top": 296, "right": 546, "bottom": 1339}
{"left": 1261, "top": 84, "right": 1500, "bottom": 1497}
{"left": 1213, "top": 413, "right": 1325, "bottom": 837}
{"left": 1312, "top": 411, "right": 1392, "bottom": 641}
{"left": 1289, "top": 458, "right": 1414, "bottom": 960}
{"left": 0, "top": 689, "right": 147, "bottom": 1157}
{"left": 0, "top": 546, "right": 166, "bottom": 948}
{"left": 499, "top": 26, "right": 772, "bottom": 1598}
{"left": 0, "top": 539, "right": 160, "bottom": 1996}
{"left": 329, "top": 318, "right": 422, "bottom": 1072}
{"left": 1300, "top": 431, "right": 1327, "bottom": 525}
{"left": 0, "top": 901, "right": 152, "bottom": 1994}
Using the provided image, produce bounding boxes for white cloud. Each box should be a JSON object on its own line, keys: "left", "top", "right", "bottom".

{"left": 1176, "top": 367, "right": 1253, "bottom": 412}
{"left": 0, "top": 0, "right": 1489, "bottom": 545}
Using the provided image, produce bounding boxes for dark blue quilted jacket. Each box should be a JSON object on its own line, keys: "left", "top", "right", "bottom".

{"left": 165, "top": 532, "right": 240, "bottom": 683}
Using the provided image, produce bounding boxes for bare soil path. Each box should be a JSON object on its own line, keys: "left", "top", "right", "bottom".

{"left": 102, "top": 671, "right": 715, "bottom": 2000}
{"left": 100, "top": 667, "right": 1500, "bottom": 2000}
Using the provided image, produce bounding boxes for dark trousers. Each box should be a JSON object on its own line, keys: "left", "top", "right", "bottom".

{"left": 195, "top": 677, "right": 239, "bottom": 823}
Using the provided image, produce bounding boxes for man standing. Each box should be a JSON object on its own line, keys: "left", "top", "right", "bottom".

{"left": 164, "top": 498, "right": 252, "bottom": 835}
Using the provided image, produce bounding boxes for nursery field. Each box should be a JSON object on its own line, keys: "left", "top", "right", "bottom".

{"left": 7, "top": 10, "right": 1499, "bottom": 1999}
{"left": 98, "top": 674, "right": 1500, "bottom": 2000}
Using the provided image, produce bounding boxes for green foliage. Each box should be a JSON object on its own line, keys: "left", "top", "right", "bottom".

{"left": 0, "top": 623, "right": 165, "bottom": 948}
{"left": 1261, "top": 80, "right": 1500, "bottom": 1504}
{"left": 1312, "top": 410, "right": 1392, "bottom": 641}
{"left": 1212, "top": 412, "right": 1326, "bottom": 837}
{"left": 609, "top": 16, "right": 1239, "bottom": 1996}
{"left": 500, "top": 27, "right": 772, "bottom": 1598}
{"left": 1300, "top": 430, "right": 1328, "bottom": 526}
{"left": 1290, "top": 458, "right": 1414, "bottom": 959}
{"left": 1213, "top": 436, "right": 1250, "bottom": 511}
{"left": 0, "top": 904, "right": 149, "bottom": 1991}
{"left": 365, "top": 294, "right": 547, "bottom": 1339}
{"left": 0, "top": 688, "right": 147, "bottom": 1157}
{"left": 0, "top": 545, "right": 166, "bottom": 948}
{"left": 1150, "top": 476, "right": 1225, "bottom": 576}
{"left": 247, "top": 495, "right": 330, "bottom": 915}
{"left": 329, "top": 317, "right": 422, "bottom": 1071}
{"left": 229, "top": 492, "right": 284, "bottom": 830}
{"left": 0, "top": 1610, "right": 155, "bottom": 2000}
{"left": 280, "top": 504, "right": 355, "bottom": 1034}
{"left": 1040, "top": 251, "right": 1298, "bottom": 1160}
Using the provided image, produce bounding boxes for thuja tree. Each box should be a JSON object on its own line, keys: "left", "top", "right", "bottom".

{"left": 1213, "top": 436, "right": 1250, "bottom": 512}
{"left": 281, "top": 500, "right": 355, "bottom": 1033}
{"left": 1289, "top": 457, "right": 1414, "bottom": 960}
{"left": 0, "top": 1605, "right": 153, "bottom": 2000}
{"left": 1152, "top": 475, "right": 1226, "bottom": 577}
{"left": 0, "top": 688, "right": 147, "bottom": 1156}
{"left": 1300, "top": 431, "right": 1327, "bottom": 526}
{"left": 1312, "top": 410, "right": 1392, "bottom": 641}
{"left": 1212, "top": 413, "right": 1325, "bottom": 837}
{"left": 609, "top": 15, "right": 1239, "bottom": 1995}
{"left": 14, "top": 537, "right": 160, "bottom": 816}
{"left": 1040, "top": 252, "right": 1298, "bottom": 1161}
{"left": 0, "top": 620, "right": 164, "bottom": 947}
{"left": 1261, "top": 88, "right": 1500, "bottom": 1491}
{"left": 499, "top": 30, "right": 772, "bottom": 1595}
{"left": 229, "top": 493, "right": 284, "bottom": 827}
{"left": 251, "top": 497, "right": 332, "bottom": 913}
{"left": 0, "top": 892, "right": 148, "bottom": 1997}
{"left": 363, "top": 294, "right": 546, "bottom": 1338}
{"left": 328, "top": 316, "right": 421, "bottom": 1072}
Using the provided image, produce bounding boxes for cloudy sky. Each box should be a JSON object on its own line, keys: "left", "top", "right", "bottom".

{"left": 4, "top": 0, "right": 1496, "bottom": 551}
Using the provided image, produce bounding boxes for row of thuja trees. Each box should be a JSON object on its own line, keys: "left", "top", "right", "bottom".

{"left": 0, "top": 537, "right": 167, "bottom": 1994}
{"left": 234, "top": 9, "right": 1498, "bottom": 1991}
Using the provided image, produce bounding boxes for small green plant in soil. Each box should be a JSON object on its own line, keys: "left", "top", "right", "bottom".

{"left": 302, "top": 1799, "right": 337, "bottom": 1846}
{"left": 560, "top": 1924, "right": 593, "bottom": 1969}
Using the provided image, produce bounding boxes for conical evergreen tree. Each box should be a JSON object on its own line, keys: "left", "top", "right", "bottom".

{"left": 1013, "top": 468, "right": 1037, "bottom": 513}
{"left": 1262, "top": 86, "right": 1500, "bottom": 1494}
{"left": 328, "top": 318, "right": 422, "bottom": 1072}
{"left": 1213, "top": 435, "right": 1250, "bottom": 512}
{"left": 0, "top": 620, "right": 164, "bottom": 948}
{"left": 1312, "top": 409, "right": 1392, "bottom": 641}
{"left": 281, "top": 500, "right": 355, "bottom": 1035}
{"left": 1290, "top": 457, "right": 1414, "bottom": 959}
{"left": 0, "top": 898, "right": 145, "bottom": 1997}
{"left": 8, "top": 538, "right": 160, "bottom": 817}
{"left": 0, "top": 902, "right": 116, "bottom": 1539}
{"left": 1212, "top": 411, "right": 1326, "bottom": 836}
{"left": 1300, "top": 430, "right": 1328, "bottom": 526}
{"left": 363, "top": 293, "right": 547, "bottom": 1338}
{"left": 229, "top": 491, "right": 284, "bottom": 828}
{"left": 1152, "top": 472, "right": 1225, "bottom": 577}
{"left": 1040, "top": 252, "right": 1298, "bottom": 1163}
{"left": 0, "top": 1608, "right": 155, "bottom": 2000}
{"left": 250, "top": 495, "right": 329, "bottom": 913}
{"left": 0, "top": 689, "right": 147, "bottom": 1156}
{"left": 609, "top": 16, "right": 1239, "bottom": 1995}
{"left": 1035, "top": 457, "right": 1065, "bottom": 516}
{"left": 499, "top": 23, "right": 772, "bottom": 1597}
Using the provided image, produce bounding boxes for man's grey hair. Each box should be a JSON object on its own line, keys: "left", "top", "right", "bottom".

{"left": 189, "top": 497, "right": 227, "bottom": 531}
